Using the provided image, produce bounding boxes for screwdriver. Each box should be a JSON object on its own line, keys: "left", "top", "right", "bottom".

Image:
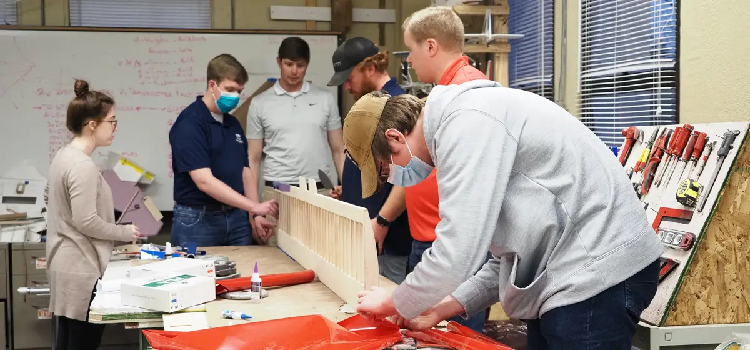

{"left": 634, "top": 128, "right": 659, "bottom": 173}
{"left": 658, "top": 124, "right": 694, "bottom": 188}
{"left": 697, "top": 130, "right": 741, "bottom": 212}
{"left": 665, "top": 131, "right": 698, "bottom": 188}
{"left": 691, "top": 141, "right": 715, "bottom": 180}
{"left": 680, "top": 132, "right": 707, "bottom": 180}
{"left": 640, "top": 128, "right": 672, "bottom": 196}
{"left": 654, "top": 126, "right": 683, "bottom": 187}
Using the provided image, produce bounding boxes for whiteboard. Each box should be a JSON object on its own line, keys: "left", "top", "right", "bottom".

{"left": 0, "top": 28, "right": 340, "bottom": 210}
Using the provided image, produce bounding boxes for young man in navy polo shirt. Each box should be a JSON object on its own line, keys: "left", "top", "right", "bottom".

{"left": 327, "top": 37, "right": 413, "bottom": 284}
{"left": 169, "top": 54, "right": 278, "bottom": 247}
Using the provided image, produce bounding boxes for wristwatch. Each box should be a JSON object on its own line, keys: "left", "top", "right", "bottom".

{"left": 376, "top": 215, "right": 391, "bottom": 227}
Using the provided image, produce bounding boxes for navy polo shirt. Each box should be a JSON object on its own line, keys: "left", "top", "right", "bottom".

{"left": 170, "top": 96, "right": 249, "bottom": 206}
{"left": 341, "top": 78, "right": 413, "bottom": 256}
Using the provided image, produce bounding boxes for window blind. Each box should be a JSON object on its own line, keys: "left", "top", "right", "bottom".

{"left": 578, "top": 0, "right": 678, "bottom": 147}
{"left": 0, "top": 0, "right": 17, "bottom": 25}
{"left": 508, "top": 0, "right": 554, "bottom": 100}
{"left": 69, "top": 0, "right": 211, "bottom": 29}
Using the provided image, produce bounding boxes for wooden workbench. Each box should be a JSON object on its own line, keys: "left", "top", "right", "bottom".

{"left": 205, "top": 245, "right": 367, "bottom": 327}
{"left": 91, "top": 245, "right": 396, "bottom": 328}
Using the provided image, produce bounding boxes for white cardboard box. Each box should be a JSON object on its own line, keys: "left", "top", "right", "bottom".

{"left": 120, "top": 273, "right": 216, "bottom": 313}
{"left": 126, "top": 257, "right": 216, "bottom": 279}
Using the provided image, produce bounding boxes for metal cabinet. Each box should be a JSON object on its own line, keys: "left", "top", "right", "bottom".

{"left": 9, "top": 242, "right": 139, "bottom": 349}
{"left": 11, "top": 243, "right": 52, "bottom": 350}
{"left": 0, "top": 244, "right": 9, "bottom": 350}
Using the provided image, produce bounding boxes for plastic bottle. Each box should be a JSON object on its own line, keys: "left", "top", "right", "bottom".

{"left": 250, "top": 262, "right": 262, "bottom": 299}
{"left": 165, "top": 242, "right": 173, "bottom": 258}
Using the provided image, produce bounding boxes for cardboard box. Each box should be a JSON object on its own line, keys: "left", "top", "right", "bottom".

{"left": 121, "top": 273, "right": 216, "bottom": 312}
{"left": 126, "top": 257, "right": 216, "bottom": 279}
{"left": 233, "top": 78, "right": 276, "bottom": 132}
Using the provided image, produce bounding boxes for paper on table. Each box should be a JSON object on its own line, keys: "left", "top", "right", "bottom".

{"left": 96, "top": 279, "right": 124, "bottom": 293}
{"left": 90, "top": 291, "right": 149, "bottom": 315}
{"left": 162, "top": 312, "right": 209, "bottom": 332}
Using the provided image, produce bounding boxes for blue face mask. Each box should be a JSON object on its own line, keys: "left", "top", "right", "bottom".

{"left": 214, "top": 86, "right": 240, "bottom": 114}
{"left": 387, "top": 137, "right": 434, "bottom": 187}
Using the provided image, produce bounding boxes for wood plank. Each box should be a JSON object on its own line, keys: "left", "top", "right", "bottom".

{"left": 306, "top": 0, "right": 317, "bottom": 30}
{"left": 493, "top": 11, "right": 509, "bottom": 86}
{"left": 664, "top": 129, "right": 750, "bottom": 326}
{"left": 464, "top": 42, "right": 510, "bottom": 53}
{"left": 453, "top": 5, "right": 509, "bottom": 16}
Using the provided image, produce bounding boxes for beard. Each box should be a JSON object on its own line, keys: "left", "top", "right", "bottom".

{"left": 353, "top": 79, "right": 380, "bottom": 100}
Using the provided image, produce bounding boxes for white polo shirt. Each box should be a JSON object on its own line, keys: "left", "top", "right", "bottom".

{"left": 247, "top": 81, "right": 341, "bottom": 184}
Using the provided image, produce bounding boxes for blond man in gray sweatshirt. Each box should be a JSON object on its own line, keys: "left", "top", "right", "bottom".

{"left": 345, "top": 80, "right": 663, "bottom": 350}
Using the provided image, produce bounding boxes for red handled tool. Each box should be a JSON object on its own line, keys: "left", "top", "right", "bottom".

{"left": 639, "top": 128, "right": 672, "bottom": 196}
{"left": 657, "top": 124, "right": 694, "bottom": 188}
{"left": 619, "top": 126, "right": 640, "bottom": 166}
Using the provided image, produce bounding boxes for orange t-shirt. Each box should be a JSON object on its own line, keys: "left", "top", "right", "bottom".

{"left": 405, "top": 57, "right": 488, "bottom": 242}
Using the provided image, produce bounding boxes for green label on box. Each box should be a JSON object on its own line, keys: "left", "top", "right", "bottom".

{"left": 142, "top": 274, "right": 194, "bottom": 288}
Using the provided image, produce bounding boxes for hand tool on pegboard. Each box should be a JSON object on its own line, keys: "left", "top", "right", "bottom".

{"left": 679, "top": 131, "right": 708, "bottom": 180}
{"left": 659, "top": 257, "right": 680, "bottom": 282}
{"left": 652, "top": 206, "right": 694, "bottom": 231}
{"left": 634, "top": 128, "right": 660, "bottom": 173}
{"left": 697, "top": 129, "right": 742, "bottom": 212}
{"left": 691, "top": 140, "right": 716, "bottom": 180}
{"left": 653, "top": 126, "right": 683, "bottom": 188}
{"left": 676, "top": 179, "right": 702, "bottom": 207}
{"left": 619, "top": 126, "right": 641, "bottom": 166}
{"left": 657, "top": 229, "right": 696, "bottom": 251}
{"left": 665, "top": 130, "right": 699, "bottom": 188}
{"left": 639, "top": 128, "right": 673, "bottom": 197}
{"left": 658, "top": 124, "right": 694, "bottom": 188}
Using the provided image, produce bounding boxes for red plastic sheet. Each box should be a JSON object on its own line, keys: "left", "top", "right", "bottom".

{"left": 143, "top": 314, "right": 402, "bottom": 350}
{"left": 215, "top": 270, "right": 316, "bottom": 294}
{"left": 402, "top": 321, "right": 515, "bottom": 350}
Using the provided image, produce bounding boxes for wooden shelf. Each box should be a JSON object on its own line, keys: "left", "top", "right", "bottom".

{"left": 464, "top": 42, "right": 510, "bottom": 54}
{"left": 453, "top": 5, "right": 509, "bottom": 16}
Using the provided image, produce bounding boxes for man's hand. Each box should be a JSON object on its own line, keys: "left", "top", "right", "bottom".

{"left": 388, "top": 307, "right": 443, "bottom": 330}
{"left": 356, "top": 286, "right": 397, "bottom": 320}
{"left": 253, "top": 216, "right": 276, "bottom": 244}
{"left": 329, "top": 185, "right": 342, "bottom": 200}
{"left": 251, "top": 199, "right": 279, "bottom": 218}
{"left": 389, "top": 295, "right": 467, "bottom": 330}
{"left": 371, "top": 217, "right": 388, "bottom": 255}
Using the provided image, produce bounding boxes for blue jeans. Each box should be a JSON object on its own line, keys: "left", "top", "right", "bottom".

{"left": 407, "top": 240, "right": 490, "bottom": 334}
{"left": 171, "top": 204, "right": 253, "bottom": 247}
{"left": 526, "top": 259, "right": 660, "bottom": 350}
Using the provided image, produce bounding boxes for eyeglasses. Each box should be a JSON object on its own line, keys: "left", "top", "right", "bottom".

{"left": 103, "top": 120, "right": 118, "bottom": 130}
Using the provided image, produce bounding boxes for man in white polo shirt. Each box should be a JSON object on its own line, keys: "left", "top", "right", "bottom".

{"left": 247, "top": 37, "right": 346, "bottom": 244}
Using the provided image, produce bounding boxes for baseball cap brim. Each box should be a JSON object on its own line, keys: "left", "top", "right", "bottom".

{"left": 327, "top": 67, "right": 354, "bottom": 86}
{"left": 342, "top": 93, "right": 390, "bottom": 198}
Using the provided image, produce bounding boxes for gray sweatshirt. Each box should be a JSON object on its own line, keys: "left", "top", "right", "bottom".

{"left": 391, "top": 79, "right": 664, "bottom": 320}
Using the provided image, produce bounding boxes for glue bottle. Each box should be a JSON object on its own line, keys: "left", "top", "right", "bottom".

{"left": 221, "top": 310, "right": 251, "bottom": 320}
{"left": 165, "top": 242, "right": 173, "bottom": 258}
{"left": 250, "top": 262, "right": 262, "bottom": 299}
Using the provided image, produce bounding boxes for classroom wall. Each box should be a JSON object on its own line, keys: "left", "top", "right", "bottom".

{"left": 14, "top": 0, "right": 432, "bottom": 114}
{"left": 554, "top": 0, "right": 750, "bottom": 123}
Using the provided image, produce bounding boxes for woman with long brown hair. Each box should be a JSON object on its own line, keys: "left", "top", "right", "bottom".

{"left": 46, "top": 79, "right": 140, "bottom": 349}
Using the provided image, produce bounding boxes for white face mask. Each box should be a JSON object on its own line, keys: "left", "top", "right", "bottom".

{"left": 386, "top": 133, "right": 433, "bottom": 187}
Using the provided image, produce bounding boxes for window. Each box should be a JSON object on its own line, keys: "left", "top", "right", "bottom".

{"left": 579, "top": 0, "right": 678, "bottom": 147}
{"left": 69, "top": 0, "right": 211, "bottom": 29}
{"left": 0, "top": 0, "right": 17, "bottom": 25}
{"left": 508, "top": 0, "right": 554, "bottom": 100}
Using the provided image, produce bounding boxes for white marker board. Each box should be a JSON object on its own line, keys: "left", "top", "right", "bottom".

{"left": 0, "top": 28, "right": 340, "bottom": 210}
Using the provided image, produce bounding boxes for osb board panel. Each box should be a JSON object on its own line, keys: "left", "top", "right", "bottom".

{"left": 626, "top": 122, "right": 750, "bottom": 325}
{"left": 664, "top": 132, "right": 750, "bottom": 326}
